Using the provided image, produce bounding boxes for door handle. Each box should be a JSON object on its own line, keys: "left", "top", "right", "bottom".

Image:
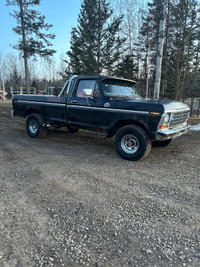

{"left": 72, "top": 100, "right": 78, "bottom": 103}
{"left": 104, "top": 102, "right": 110, "bottom": 107}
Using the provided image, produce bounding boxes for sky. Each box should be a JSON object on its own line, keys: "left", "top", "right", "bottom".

{"left": 0, "top": 0, "right": 82, "bottom": 58}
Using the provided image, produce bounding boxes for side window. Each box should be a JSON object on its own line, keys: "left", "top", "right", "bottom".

{"left": 60, "top": 82, "right": 69, "bottom": 97}
{"left": 63, "top": 82, "right": 69, "bottom": 97}
{"left": 76, "top": 80, "right": 96, "bottom": 97}
{"left": 93, "top": 82, "right": 101, "bottom": 98}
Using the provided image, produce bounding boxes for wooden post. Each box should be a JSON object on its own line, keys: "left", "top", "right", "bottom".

{"left": 190, "top": 98, "right": 194, "bottom": 116}
{"left": 2, "top": 82, "right": 6, "bottom": 100}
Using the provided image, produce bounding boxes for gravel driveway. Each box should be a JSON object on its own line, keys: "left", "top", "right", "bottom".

{"left": 0, "top": 101, "right": 200, "bottom": 266}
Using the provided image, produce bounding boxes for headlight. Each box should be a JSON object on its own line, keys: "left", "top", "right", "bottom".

{"left": 159, "top": 113, "right": 170, "bottom": 130}
{"left": 164, "top": 114, "right": 170, "bottom": 123}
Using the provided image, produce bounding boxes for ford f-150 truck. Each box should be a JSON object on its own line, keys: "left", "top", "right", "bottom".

{"left": 12, "top": 75, "right": 191, "bottom": 160}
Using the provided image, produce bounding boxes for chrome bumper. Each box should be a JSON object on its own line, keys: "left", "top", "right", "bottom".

{"left": 156, "top": 124, "right": 191, "bottom": 141}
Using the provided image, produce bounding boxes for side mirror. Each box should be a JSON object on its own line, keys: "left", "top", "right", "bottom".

{"left": 83, "top": 88, "right": 93, "bottom": 97}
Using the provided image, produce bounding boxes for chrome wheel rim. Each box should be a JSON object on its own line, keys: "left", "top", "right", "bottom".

{"left": 121, "top": 134, "right": 139, "bottom": 154}
{"left": 29, "top": 119, "right": 38, "bottom": 134}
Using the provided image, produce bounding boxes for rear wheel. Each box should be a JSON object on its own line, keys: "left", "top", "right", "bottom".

{"left": 67, "top": 126, "right": 79, "bottom": 133}
{"left": 114, "top": 125, "right": 151, "bottom": 161}
{"left": 26, "top": 113, "right": 47, "bottom": 138}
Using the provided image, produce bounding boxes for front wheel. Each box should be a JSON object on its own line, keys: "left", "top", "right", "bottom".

{"left": 114, "top": 125, "right": 151, "bottom": 161}
{"left": 26, "top": 113, "right": 47, "bottom": 138}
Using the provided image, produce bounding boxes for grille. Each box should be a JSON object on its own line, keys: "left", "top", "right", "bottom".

{"left": 169, "top": 110, "right": 189, "bottom": 128}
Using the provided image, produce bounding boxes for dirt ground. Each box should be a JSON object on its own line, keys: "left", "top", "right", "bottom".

{"left": 0, "top": 100, "right": 200, "bottom": 267}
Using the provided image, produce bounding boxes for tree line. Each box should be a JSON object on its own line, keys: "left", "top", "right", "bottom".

{"left": 2, "top": 0, "right": 200, "bottom": 100}
{"left": 0, "top": 51, "right": 66, "bottom": 94}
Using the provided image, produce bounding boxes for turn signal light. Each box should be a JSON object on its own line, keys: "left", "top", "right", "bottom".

{"left": 150, "top": 112, "right": 161, "bottom": 115}
{"left": 159, "top": 125, "right": 168, "bottom": 130}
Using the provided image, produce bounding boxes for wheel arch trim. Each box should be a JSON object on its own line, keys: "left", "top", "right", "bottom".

{"left": 107, "top": 120, "right": 150, "bottom": 138}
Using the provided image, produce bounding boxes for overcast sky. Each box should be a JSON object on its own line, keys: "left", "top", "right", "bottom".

{"left": 0, "top": 0, "right": 81, "bottom": 58}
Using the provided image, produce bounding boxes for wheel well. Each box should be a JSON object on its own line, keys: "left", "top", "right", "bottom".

{"left": 25, "top": 109, "right": 40, "bottom": 117}
{"left": 107, "top": 120, "right": 149, "bottom": 138}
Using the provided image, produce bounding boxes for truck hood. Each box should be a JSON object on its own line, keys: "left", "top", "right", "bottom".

{"left": 111, "top": 98, "right": 190, "bottom": 113}
{"left": 159, "top": 99, "right": 190, "bottom": 112}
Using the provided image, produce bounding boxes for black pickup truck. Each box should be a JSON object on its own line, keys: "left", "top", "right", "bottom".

{"left": 12, "top": 75, "right": 191, "bottom": 160}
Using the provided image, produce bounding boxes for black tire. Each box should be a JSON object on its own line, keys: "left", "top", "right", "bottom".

{"left": 114, "top": 125, "right": 151, "bottom": 161}
{"left": 26, "top": 113, "right": 47, "bottom": 138}
{"left": 67, "top": 126, "right": 79, "bottom": 133}
{"left": 152, "top": 139, "right": 172, "bottom": 147}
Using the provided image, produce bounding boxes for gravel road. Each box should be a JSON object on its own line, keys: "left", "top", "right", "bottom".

{"left": 0, "top": 101, "right": 200, "bottom": 267}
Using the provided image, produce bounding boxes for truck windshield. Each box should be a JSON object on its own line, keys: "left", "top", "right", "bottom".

{"left": 101, "top": 79, "right": 140, "bottom": 98}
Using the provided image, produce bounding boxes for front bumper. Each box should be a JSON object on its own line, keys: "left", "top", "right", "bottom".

{"left": 156, "top": 124, "right": 191, "bottom": 141}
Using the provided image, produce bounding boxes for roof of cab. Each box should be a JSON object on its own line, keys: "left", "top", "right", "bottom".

{"left": 72, "top": 75, "right": 137, "bottom": 84}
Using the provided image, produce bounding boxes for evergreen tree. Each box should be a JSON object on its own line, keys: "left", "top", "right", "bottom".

{"left": 114, "top": 54, "right": 136, "bottom": 79}
{"left": 66, "top": 0, "right": 125, "bottom": 76}
{"left": 10, "top": 64, "right": 22, "bottom": 91}
{"left": 6, "top": 0, "right": 56, "bottom": 93}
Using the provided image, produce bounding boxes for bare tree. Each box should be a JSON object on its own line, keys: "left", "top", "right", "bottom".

{"left": 153, "top": 0, "right": 169, "bottom": 99}
{"left": 112, "top": 0, "right": 148, "bottom": 80}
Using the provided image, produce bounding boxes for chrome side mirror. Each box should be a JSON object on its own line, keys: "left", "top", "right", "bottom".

{"left": 83, "top": 88, "right": 93, "bottom": 97}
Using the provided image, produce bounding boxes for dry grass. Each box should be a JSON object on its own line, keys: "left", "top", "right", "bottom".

{"left": 0, "top": 99, "right": 12, "bottom": 107}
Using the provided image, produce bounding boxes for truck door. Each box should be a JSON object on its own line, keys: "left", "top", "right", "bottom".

{"left": 67, "top": 78, "right": 104, "bottom": 129}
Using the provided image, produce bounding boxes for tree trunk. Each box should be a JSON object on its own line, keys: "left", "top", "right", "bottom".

{"left": 162, "top": 0, "right": 170, "bottom": 95}
{"left": 153, "top": 0, "right": 169, "bottom": 99}
{"left": 145, "top": 22, "right": 150, "bottom": 99}
{"left": 97, "top": 0, "right": 101, "bottom": 74}
{"left": 145, "top": 39, "right": 150, "bottom": 99}
{"left": 19, "top": 0, "right": 30, "bottom": 94}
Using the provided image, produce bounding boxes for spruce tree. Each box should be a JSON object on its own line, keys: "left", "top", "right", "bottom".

{"left": 6, "top": 0, "right": 56, "bottom": 93}
{"left": 67, "top": 0, "right": 125, "bottom": 76}
{"left": 114, "top": 54, "right": 136, "bottom": 80}
{"left": 10, "top": 64, "right": 22, "bottom": 91}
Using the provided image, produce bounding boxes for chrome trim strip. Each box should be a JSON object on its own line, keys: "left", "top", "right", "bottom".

{"left": 17, "top": 100, "right": 153, "bottom": 115}
{"left": 103, "top": 108, "right": 149, "bottom": 114}
{"left": 68, "top": 105, "right": 102, "bottom": 111}
{"left": 17, "top": 100, "right": 66, "bottom": 107}
{"left": 68, "top": 104, "right": 149, "bottom": 114}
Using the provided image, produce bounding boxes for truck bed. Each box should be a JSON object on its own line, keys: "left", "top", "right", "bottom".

{"left": 12, "top": 94, "right": 67, "bottom": 125}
